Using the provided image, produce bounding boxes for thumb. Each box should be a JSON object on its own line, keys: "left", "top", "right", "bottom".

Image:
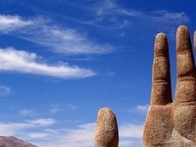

{"left": 94, "top": 107, "right": 119, "bottom": 147}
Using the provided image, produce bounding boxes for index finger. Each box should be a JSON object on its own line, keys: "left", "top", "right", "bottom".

{"left": 151, "top": 33, "right": 172, "bottom": 105}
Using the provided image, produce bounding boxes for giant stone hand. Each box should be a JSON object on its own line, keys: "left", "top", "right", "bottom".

{"left": 94, "top": 25, "right": 196, "bottom": 147}
{"left": 143, "top": 25, "right": 196, "bottom": 146}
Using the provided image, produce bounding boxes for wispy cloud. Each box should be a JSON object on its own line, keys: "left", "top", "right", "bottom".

{"left": 119, "top": 123, "right": 143, "bottom": 138}
{"left": 96, "top": 0, "right": 140, "bottom": 18}
{"left": 0, "top": 85, "right": 11, "bottom": 96}
{"left": 27, "top": 132, "right": 52, "bottom": 139}
{"left": 50, "top": 104, "right": 64, "bottom": 113}
{"left": 135, "top": 105, "right": 149, "bottom": 113}
{"left": 0, "top": 47, "right": 95, "bottom": 78}
{"left": 65, "top": 103, "right": 78, "bottom": 111}
{"left": 92, "top": 0, "right": 134, "bottom": 29}
{"left": 0, "top": 15, "right": 32, "bottom": 32}
{"left": 90, "top": 0, "right": 189, "bottom": 30}
{"left": 0, "top": 14, "right": 113, "bottom": 55}
{"left": 119, "top": 123, "right": 143, "bottom": 147}
{"left": 25, "top": 118, "right": 56, "bottom": 127}
{"left": 0, "top": 118, "right": 56, "bottom": 136}
{"left": 124, "top": 104, "right": 149, "bottom": 115}
{"left": 19, "top": 109, "right": 36, "bottom": 117}
{"left": 151, "top": 10, "right": 189, "bottom": 24}
{"left": 50, "top": 103, "right": 77, "bottom": 113}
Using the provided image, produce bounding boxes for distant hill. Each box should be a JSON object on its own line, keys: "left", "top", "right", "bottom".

{"left": 0, "top": 136, "right": 38, "bottom": 147}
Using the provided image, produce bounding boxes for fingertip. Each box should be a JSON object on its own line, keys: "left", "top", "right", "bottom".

{"left": 156, "top": 32, "right": 166, "bottom": 39}
{"left": 176, "top": 25, "right": 195, "bottom": 79}
{"left": 177, "top": 25, "right": 189, "bottom": 41}
{"left": 177, "top": 25, "right": 188, "bottom": 32}
{"left": 176, "top": 25, "right": 191, "bottom": 53}
{"left": 177, "top": 25, "right": 189, "bottom": 39}
{"left": 97, "top": 107, "right": 115, "bottom": 117}
{"left": 155, "top": 33, "right": 168, "bottom": 56}
{"left": 155, "top": 33, "right": 167, "bottom": 43}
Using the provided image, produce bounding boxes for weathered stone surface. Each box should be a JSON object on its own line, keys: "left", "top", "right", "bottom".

{"left": 143, "top": 32, "right": 173, "bottom": 147}
{"left": 0, "top": 136, "right": 38, "bottom": 147}
{"left": 173, "top": 25, "right": 196, "bottom": 145}
{"left": 94, "top": 107, "right": 119, "bottom": 147}
{"left": 151, "top": 32, "right": 172, "bottom": 105}
{"left": 143, "top": 25, "right": 196, "bottom": 147}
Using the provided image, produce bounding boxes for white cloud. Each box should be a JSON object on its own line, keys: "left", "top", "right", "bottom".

{"left": 30, "top": 28, "right": 112, "bottom": 55}
{"left": 119, "top": 123, "right": 143, "bottom": 147}
{"left": 53, "top": 123, "right": 96, "bottom": 147}
{"left": 65, "top": 103, "right": 78, "bottom": 111}
{"left": 0, "top": 118, "right": 56, "bottom": 136}
{"left": 25, "top": 118, "right": 56, "bottom": 127}
{"left": 27, "top": 132, "right": 51, "bottom": 139}
{"left": 0, "top": 47, "right": 95, "bottom": 78}
{"left": 50, "top": 104, "right": 63, "bottom": 113}
{"left": 0, "top": 14, "right": 112, "bottom": 55}
{"left": 0, "top": 85, "right": 11, "bottom": 96}
{"left": 49, "top": 103, "right": 77, "bottom": 114}
{"left": 19, "top": 109, "right": 36, "bottom": 117}
{"left": 0, "top": 15, "right": 32, "bottom": 32}
{"left": 119, "top": 123, "right": 143, "bottom": 138}
{"left": 126, "top": 104, "right": 149, "bottom": 114}
{"left": 96, "top": 0, "right": 140, "bottom": 18}
{"left": 93, "top": 0, "right": 189, "bottom": 29}
{"left": 136, "top": 105, "right": 149, "bottom": 112}
{"left": 151, "top": 10, "right": 189, "bottom": 24}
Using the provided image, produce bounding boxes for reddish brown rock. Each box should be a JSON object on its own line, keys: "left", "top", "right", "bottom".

{"left": 94, "top": 107, "right": 119, "bottom": 147}
{"left": 0, "top": 136, "right": 38, "bottom": 147}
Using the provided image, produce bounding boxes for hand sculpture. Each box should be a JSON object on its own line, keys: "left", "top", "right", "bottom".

{"left": 94, "top": 25, "right": 196, "bottom": 147}
{"left": 143, "top": 25, "right": 196, "bottom": 146}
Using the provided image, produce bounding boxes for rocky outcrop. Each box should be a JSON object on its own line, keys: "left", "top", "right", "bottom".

{"left": 0, "top": 136, "right": 38, "bottom": 147}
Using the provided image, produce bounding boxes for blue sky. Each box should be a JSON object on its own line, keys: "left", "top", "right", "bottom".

{"left": 0, "top": 0, "right": 195, "bottom": 146}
